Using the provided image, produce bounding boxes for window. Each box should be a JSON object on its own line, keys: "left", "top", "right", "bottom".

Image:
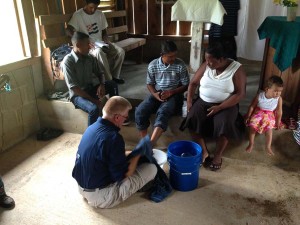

{"left": 99, "top": 0, "right": 116, "bottom": 11}
{"left": 0, "top": 0, "right": 29, "bottom": 66}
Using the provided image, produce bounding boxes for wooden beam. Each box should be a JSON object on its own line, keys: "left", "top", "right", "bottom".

{"left": 32, "top": 0, "right": 49, "bottom": 16}
{"left": 39, "top": 14, "right": 72, "bottom": 26}
{"left": 133, "top": 0, "right": 147, "bottom": 34}
{"left": 107, "top": 25, "right": 128, "bottom": 35}
{"left": 21, "top": 0, "right": 39, "bottom": 57}
{"left": 104, "top": 10, "right": 126, "bottom": 18}
{"left": 42, "top": 36, "right": 71, "bottom": 49}
{"left": 63, "top": 0, "right": 77, "bottom": 14}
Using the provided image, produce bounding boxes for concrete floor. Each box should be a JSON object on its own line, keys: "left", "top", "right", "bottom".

{"left": 0, "top": 59, "right": 300, "bottom": 225}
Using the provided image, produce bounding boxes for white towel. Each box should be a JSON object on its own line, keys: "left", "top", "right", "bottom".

{"left": 171, "top": 0, "right": 226, "bottom": 25}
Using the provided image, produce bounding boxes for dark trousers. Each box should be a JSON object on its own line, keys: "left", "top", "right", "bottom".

{"left": 135, "top": 94, "right": 183, "bottom": 131}
{"left": 72, "top": 80, "right": 118, "bottom": 126}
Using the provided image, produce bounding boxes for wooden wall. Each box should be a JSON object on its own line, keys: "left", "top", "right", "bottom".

{"left": 32, "top": 0, "right": 84, "bottom": 92}
{"left": 32, "top": 0, "right": 192, "bottom": 91}
{"left": 125, "top": 0, "right": 191, "bottom": 63}
{"left": 260, "top": 43, "right": 300, "bottom": 119}
{"left": 32, "top": 0, "right": 116, "bottom": 92}
{"left": 126, "top": 0, "right": 191, "bottom": 36}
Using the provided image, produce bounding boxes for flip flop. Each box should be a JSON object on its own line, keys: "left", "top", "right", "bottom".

{"left": 288, "top": 117, "right": 296, "bottom": 130}
{"left": 209, "top": 158, "right": 222, "bottom": 171}
{"left": 203, "top": 156, "right": 213, "bottom": 168}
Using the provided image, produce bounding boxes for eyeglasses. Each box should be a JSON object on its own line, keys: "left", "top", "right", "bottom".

{"left": 114, "top": 114, "right": 129, "bottom": 120}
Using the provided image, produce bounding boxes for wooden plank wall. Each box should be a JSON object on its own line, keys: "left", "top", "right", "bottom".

{"left": 32, "top": 0, "right": 117, "bottom": 91}
{"left": 262, "top": 46, "right": 300, "bottom": 118}
{"left": 163, "top": 3, "right": 176, "bottom": 35}
{"left": 126, "top": 0, "right": 134, "bottom": 33}
{"left": 148, "top": 1, "right": 161, "bottom": 35}
{"left": 32, "top": 0, "right": 86, "bottom": 90}
{"left": 126, "top": 0, "right": 191, "bottom": 36}
{"left": 133, "top": 0, "right": 147, "bottom": 34}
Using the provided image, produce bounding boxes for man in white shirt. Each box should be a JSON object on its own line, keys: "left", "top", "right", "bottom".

{"left": 66, "top": 0, "right": 125, "bottom": 84}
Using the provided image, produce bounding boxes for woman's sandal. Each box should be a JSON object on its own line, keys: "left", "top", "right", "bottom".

{"left": 209, "top": 158, "right": 222, "bottom": 171}
{"left": 203, "top": 156, "right": 213, "bottom": 168}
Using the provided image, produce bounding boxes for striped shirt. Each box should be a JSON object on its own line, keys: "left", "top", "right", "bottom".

{"left": 147, "top": 57, "right": 189, "bottom": 91}
{"left": 209, "top": 0, "right": 240, "bottom": 37}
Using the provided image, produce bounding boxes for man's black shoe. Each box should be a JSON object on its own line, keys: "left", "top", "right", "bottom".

{"left": 113, "top": 77, "right": 125, "bottom": 84}
{"left": 0, "top": 194, "right": 15, "bottom": 209}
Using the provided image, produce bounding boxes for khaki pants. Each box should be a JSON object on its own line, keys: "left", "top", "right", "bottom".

{"left": 91, "top": 43, "right": 125, "bottom": 81}
{"left": 78, "top": 163, "right": 157, "bottom": 208}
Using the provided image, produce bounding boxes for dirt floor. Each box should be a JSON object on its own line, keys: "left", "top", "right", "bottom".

{"left": 0, "top": 128, "right": 299, "bottom": 225}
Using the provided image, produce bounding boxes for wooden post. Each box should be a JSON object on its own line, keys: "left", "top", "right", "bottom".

{"left": 189, "top": 22, "right": 203, "bottom": 75}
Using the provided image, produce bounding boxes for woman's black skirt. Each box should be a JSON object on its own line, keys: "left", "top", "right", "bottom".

{"left": 180, "top": 98, "right": 245, "bottom": 139}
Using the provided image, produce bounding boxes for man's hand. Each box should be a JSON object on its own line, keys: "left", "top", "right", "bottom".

{"left": 153, "top": 92, "right": 164, "bottom": 102}
{"left": 96, "top": 84, "right": 105, "bottom": 99}
{"left": 89, "top": 42, "right": 96, "bottom": 50}
{"left": 160, "top": 90, "right": 172, "bottom": 101}
{"left": 125, "top": 155, "right": 140, "bottom": 177}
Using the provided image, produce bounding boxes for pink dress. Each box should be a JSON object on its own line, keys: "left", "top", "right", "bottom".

{"left": 248, "top": 92, "right": 279, "bottom": 134}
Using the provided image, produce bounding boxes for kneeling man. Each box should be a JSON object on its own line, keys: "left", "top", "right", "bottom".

{"left": 72, "top": 96, "right": 157, "bottom": 208}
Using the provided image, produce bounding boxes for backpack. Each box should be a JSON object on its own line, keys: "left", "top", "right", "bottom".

{"left": 50, "top": 44, "right": 72, "bottom": 79}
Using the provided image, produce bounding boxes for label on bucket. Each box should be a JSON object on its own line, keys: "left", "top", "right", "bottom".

{"left": 181, "top": 172, "right": 192, "bottom": 175}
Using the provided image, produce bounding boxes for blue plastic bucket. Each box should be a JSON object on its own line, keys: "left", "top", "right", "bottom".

{"left": 167, "top": 141, "right": 202, "bottom": 192}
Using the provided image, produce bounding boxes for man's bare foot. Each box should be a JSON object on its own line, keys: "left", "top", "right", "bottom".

{"left": 266, "top": 148, "right": 275, "bottom": 156}
{"left": 245, "top": 144, "right": 253, "bottom": 153}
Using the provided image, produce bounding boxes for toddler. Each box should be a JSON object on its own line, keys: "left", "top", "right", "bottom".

{"left": 245, "top": 75, "right": 284, "bottom": 155}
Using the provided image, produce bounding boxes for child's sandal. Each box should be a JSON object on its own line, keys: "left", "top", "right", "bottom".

{"left": 288, "top": 118, "right": 296, "bottom": 130}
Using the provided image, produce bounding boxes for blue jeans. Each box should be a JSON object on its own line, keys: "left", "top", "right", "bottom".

{"left": 135, "top": 94, "right": 183, "bottom": 131}
{"left": 72, "top": 81, "right": 118, "bottom": 126}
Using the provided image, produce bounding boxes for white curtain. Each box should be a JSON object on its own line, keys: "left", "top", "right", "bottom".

{"left": 236, "top": 0, "right": 300, "bottom": 61}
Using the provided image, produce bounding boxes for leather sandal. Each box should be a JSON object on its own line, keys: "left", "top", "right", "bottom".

{"left": 209, "top": 158, "right": 222, "bottom": 171}
{"left": 203, "top": 156, "right": 213, "bottom": 168}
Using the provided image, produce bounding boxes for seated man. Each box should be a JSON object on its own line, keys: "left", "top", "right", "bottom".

{"left": 135, "top": 40, "right": 189, "bottom": 145}
{"left": 0, "top": 177, "right": 15, "bottom": 209}
{"left": 61, "top": 31, "right": 118, "bottom": 126}
{"left": 66, "top": 0, "right": 125, "bottom": 84}
{"left": 72, "top": 96, "right": 157, "bottom": 208}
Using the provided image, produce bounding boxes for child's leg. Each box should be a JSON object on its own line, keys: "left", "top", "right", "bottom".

{"left": 246, "top": 127, "right": 256, "bottom": 153}
{"left": 265, "top": 129, "right": 274, "bottom": 156}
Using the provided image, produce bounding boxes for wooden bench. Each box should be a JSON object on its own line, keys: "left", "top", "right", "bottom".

{"left": 38, "top": 10, "right": 146, "bottom": 79}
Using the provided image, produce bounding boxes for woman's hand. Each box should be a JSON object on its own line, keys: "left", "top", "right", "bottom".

{"left": 187, "top": 101, "right": 193, "bottom": 112}
{"left": 207, "top": 105, "right": 222, "bottom": 116}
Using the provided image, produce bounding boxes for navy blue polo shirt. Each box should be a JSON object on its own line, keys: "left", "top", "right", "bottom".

{"left": 72, "top": 117, "right": 128, "bottom": 189}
